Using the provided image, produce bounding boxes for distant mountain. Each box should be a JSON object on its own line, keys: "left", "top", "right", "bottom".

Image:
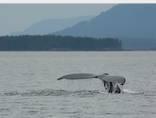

{"left": 9, "top": 15, "right": 94, "bottom": 36}
{"left": 53, "top": 4, "right": 156, "bottom": 39}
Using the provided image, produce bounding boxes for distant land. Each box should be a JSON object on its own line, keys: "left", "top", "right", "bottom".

{"left": 53, "top": 4, "right": 156, "bottom": 38}
{"left": 0, "top": 35, "right": 122, "bottom": 51}
{"left": 9, "top": 15, "right": 94, "bottom": 36}
{"left": 53, "top": 4, "right": 156, "bottom": 49}
{"left": 8, "top": 4, "right": 156, "bottom": 50}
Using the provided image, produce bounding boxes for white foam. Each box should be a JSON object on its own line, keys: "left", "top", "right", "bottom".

{"left": 123, "top": 89, "right": 138, "bottom": 94}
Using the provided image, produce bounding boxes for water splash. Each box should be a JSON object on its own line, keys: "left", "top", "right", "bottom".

{"left": 123, "top": 89, "right": 144, "bottom": 95}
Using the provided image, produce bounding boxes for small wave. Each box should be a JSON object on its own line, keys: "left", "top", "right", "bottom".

{"left": 1, "top": 89, "right": 144, "bottom": 97}
{"left": 0, "top": 89, "right": 101, "bottom": 97}
{"left": 143, "top": 90, "right": 156, "bottom": 97}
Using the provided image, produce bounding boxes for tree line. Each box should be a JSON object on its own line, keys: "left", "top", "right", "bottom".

{"left": 0, "top": 35, "right": 122, "bottom": 51}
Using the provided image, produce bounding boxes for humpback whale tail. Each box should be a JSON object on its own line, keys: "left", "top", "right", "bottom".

{"left": 57, "top": 73, "right": 126, "bottom": 93}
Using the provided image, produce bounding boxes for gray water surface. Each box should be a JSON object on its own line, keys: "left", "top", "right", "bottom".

{"left": 0, "top": 51, "right": 156, "bottom": 118}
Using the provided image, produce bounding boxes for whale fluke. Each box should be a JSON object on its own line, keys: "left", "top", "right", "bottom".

{"left": 57, "top": 73, "right": 126, "bottom": 93}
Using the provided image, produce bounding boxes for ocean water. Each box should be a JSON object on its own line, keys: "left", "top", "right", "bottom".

{"left": 0, "top": 51, "right": 156, "bottom": 118}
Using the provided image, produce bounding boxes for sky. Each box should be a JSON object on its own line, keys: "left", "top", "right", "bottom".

{"left": 0, "top": 3, "right": 117, "bottom": 36}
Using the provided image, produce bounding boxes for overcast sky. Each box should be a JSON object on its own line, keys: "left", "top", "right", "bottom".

{"left": 0, "top": 4, "right": 118, "bottom": 36}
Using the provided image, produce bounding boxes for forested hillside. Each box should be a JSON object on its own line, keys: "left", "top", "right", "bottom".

{"left": 0, "top": 35, "right": 122, "bottom": 51}
{"left": 52, "top": 4, "right": 156, "bottom": 49}
{"left": 53, "top": 4, "right": 156, "bottom": 38}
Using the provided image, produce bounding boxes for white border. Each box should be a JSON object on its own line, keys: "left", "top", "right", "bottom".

{"left": 1, "top": 0, "right": 156, "bottom": 4}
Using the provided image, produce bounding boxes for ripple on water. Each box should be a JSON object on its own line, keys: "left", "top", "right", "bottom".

{"left": 0, "top": 89, "right": 103, "bottom": 97}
